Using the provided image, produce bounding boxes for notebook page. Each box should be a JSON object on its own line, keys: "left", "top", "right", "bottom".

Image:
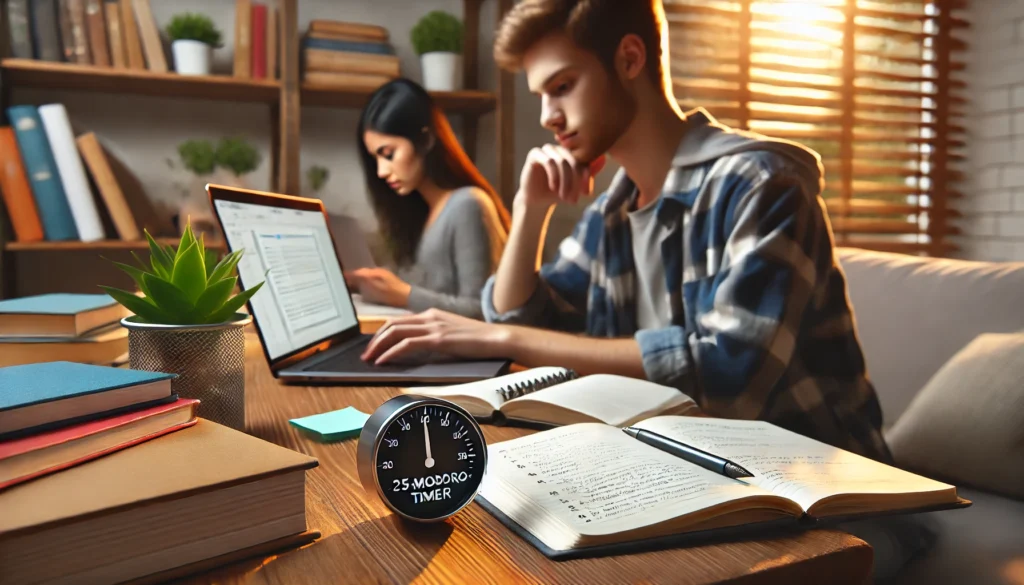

{"left": 505, "top": 374, "right": 699, "bottom": 427}
{"left": 633, "top": 417, "right": 955, "bottom": 513}
{"left": 401, "top": 367, "right": 570, "bottom": 413}
{"left": 478, "top": 424, "right": 781, "bottom": 538}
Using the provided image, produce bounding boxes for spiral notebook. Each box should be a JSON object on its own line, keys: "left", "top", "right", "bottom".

{"left": 400, "top": 367, "right": 700, "bottom": 428}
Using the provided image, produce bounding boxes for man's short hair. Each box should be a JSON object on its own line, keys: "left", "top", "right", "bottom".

{"left": 493, "top": 0, "right": 666, "bottom": 90}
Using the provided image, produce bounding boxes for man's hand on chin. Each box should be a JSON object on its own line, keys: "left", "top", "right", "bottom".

{"left": 360, "top": 309, "right": 517, "bottom": 365}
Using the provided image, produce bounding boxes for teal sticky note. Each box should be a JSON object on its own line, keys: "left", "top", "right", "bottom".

{"left": 289, "top": 406, "right": 370, "bottom": 442}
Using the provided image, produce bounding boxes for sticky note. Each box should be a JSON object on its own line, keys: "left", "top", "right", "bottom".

{"left": 289, "top": 406, "right": 370, "bottom": 442}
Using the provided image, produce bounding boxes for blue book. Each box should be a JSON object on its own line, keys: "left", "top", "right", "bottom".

{"left": 6, "top": 105, "right": 78, "bottom": 241}
{"left": 301, "top": 37, "right": 395, "bottom": 55}
{"left": 0, "top": 293, "right": 128, "bottom": 337}
{"left": 0, "top": 361, "right": 176, "bottom": 439}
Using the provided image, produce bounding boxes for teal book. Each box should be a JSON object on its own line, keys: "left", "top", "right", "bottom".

{"left": 0, "top": 361, "right": 177, "bottom": 439}
{"left": 0, "top": 293, "right": 128, "bottom": 337}
{"left": 301, "top": 37, "right": 395, "bottom": 55}
{"left": 7, "top": 105, "right": 78, "bottom": 241}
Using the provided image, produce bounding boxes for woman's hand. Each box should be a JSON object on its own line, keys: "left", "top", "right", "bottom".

{"left": 345, "top": 268, "right": 412, "bottom": 307}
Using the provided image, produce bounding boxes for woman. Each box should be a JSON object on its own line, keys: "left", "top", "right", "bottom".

{"left": 350, "top": 78, "right": 511, "bottom": 319}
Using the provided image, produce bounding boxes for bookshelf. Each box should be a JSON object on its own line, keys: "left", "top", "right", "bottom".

{"left": 0, "top": 0, "right": 516, "bottom": 299}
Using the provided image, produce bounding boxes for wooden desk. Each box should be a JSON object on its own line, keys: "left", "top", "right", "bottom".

{"left": 182, "top": 334, "right": 873, "bottom": 585}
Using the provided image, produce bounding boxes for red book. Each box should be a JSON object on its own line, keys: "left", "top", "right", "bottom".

{"left": 0, "top": 398, "right": 199, "bottom": 491}
{"left": 251, "top": 3, "right": 267, "bottom": 79}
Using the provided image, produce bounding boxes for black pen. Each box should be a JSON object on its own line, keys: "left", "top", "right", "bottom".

{"left": 622, "top": 427, "right": 754, "bottom": 480}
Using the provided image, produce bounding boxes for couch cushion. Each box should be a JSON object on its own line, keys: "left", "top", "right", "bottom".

{"left": 886, "top": 332, "right": 1024, "bottom": 500}
{"left": 836, "top": 247, "right": 1024, "bottom": 425}
{"left": 895, "top": 487, "right": 1024, "bottom": 585}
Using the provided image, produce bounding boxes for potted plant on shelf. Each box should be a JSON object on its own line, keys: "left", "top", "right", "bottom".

{"left": 410, "top": 10, "right": 463, "bottom": 91}
{"left": 214, "top": 137, "right": 261, "bottom": 185}
{"left": 101, "top": 221, "right": 264, "bottom": 431}
{"left": 172, "top": 138, "right": 219, "bottom": 239}
{"left": 166, "top": 13, "right": 223, "bottom": 76}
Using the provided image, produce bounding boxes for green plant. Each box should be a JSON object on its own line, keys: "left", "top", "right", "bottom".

{"left": 410, "top": 11, "right": 463, "bottom": 55}
{"left": 166, "top": 13, "right": 223, "bottom": 48}
{"left": 307, "top": 165, "right": 329, "bottom": 192}
{"left": 100, "top": 221, "right": 264, "bottom": 325}
{"left": 215, "top": 137, "right": 261, "bottom": 176}
{"left": 177, "top": 139, "right": 216, "bottom": 175}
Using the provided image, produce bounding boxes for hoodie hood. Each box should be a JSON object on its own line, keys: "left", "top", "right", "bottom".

{"left": 672, "top": 107, "right": 825, "bottom": 189}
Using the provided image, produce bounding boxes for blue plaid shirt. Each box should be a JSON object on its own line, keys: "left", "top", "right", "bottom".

{"left": 483, "top": 109, "right": 891, "bottom": 463}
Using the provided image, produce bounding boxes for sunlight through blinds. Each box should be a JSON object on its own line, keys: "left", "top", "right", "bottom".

{"left": 664, "top": 0, "right": 967, "bottom": 256}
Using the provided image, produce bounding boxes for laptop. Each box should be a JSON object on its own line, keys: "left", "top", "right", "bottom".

{"left": 328, "top": 214, "right": 413, "bottom": 318}
{"left": 207, "top": 183, "right": 511, "bottom": 384}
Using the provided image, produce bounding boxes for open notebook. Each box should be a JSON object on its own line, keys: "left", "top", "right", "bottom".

{"left": 476, "top": 416, "right": 969, "bottom": 560}
{"left": 402, "top": 367, "right": 699, "bottom": 427}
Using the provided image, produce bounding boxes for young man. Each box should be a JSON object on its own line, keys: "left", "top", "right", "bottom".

{"left": 362, "top": 0, "right": 890, "bottom": 464}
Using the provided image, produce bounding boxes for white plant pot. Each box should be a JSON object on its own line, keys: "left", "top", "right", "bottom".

{"left": 420, "top": 52, "right": 462, "bottom": 91}
{"left": 172, "top": 39, "right": 212, "bottom": 76}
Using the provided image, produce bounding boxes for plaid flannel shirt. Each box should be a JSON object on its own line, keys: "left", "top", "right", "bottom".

{"left": 482, "top": 109, "right": 892, "bottom": 463}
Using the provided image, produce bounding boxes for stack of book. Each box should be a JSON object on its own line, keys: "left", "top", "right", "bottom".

{"left": 0, "top": 293, "right": 132, "bottom": 367}
{"left": 0, "top": 361, "right": 320, "bottom": 583}
{"left": 300, "top": 20, "right": 399, "bottom": 90}
{"left": 0, "top": 103, "right": 174, "bottom": 244}
{"left": 6, "top": 0, "right": 166, "bottom": 72}
{"left": 233, "top": 0, "right": 279, "bottom": 80}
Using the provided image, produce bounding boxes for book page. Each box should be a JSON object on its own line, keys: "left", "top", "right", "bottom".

{"left": 503, "top": 374, "right": 700, "bottom": 427}
{"left": 401, "top": 367, "right": 570, "bottom": 416}
{"left": 633, "top": 417, "right": 956, "bottom": 514}
{"left": 478, "top": 424, "right": 785, "bottom": 540}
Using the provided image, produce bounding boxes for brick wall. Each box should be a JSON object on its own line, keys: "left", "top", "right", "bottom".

{"left": 955, "top": 0, "right": 1024, "bottom": 261}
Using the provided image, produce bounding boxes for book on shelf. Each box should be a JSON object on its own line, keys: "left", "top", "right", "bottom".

{"left": 76, "top": 131, "right": 141, "bottom": 240}
{"left": 303, "top": 49, "right": 399, "bottom": 78}
{"left": 38, "top": 103, "right": 105, "bottom": 242}
{"left": 84, "top": 0, "right": 110, "bottom": 66}
{"left": 131, "top": 0, "right": 166, "bottom": 72}
{"left": 6, "top": 0, "right": 33, "bottom": 59}
{"left": 308, "top": 20, "right": 388, "bottom": 42}
{"left": 0, "top": 397, "right": 198, "bottom": 490}
{"left": 477, "top": 416, "right": 970, "bottom": 559}
{"left": 30, "top": 0, "right": 63, "bottom": 62}
{"left": 6, "top": 105, "right": 79, "bottom": 241}
{"left": 0, "top": 360, "right": 175, "bottom": 439}
{"left": 59, "top": 0, "right": 91, "bottom": 64}
{"left": 0, "top": 418, "right": 320, "bottom": 585}
{"left": 0, "top": 127, "right": 44, "bottom": 243}
{"left": 0, "top": 292, "right": 129, "bottom": 337}
{"left": 119, "top": 0, "right": 146, "bottom": 69}
{"left": 234, "top": 0, "right": 252, "bottom": 78}
{"left": 301, "top": 35, "right": 395, "bottom": 56}
{"left": 105, "top": 0, "right": 128, "bottom": 68}
{"left": 403, "top": 367, "right": 700, "bottom": 428}
{"left": 303, "top": 71, "right": 393, "bottom": 91}
{"left": 266, "top": 3, "right": 278, "bottom": 79}
{"left": 251, "top": 3, "right": 267, "bottom": 78}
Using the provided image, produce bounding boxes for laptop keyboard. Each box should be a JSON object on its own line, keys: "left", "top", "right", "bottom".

{"left": 301, "top": 339, "right": 416, "bottom": 374}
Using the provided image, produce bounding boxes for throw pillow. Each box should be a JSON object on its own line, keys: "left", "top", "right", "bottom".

{"left": 886, "top": 332, "right": 1024, "bottom": 500}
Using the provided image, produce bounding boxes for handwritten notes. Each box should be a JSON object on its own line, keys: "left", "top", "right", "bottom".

{"left": 479, "top": 424, "right": 775, "bottom": 537}
{"left": 633, "top": 417, "right": 955, "bottom": 514}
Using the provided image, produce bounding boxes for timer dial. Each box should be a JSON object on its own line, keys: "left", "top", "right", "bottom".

{"left": 359, "top": 396, "right": 487, "bottom": 522}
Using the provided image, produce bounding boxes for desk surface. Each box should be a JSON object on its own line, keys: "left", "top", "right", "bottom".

{"left": 180, "top": 333, "right": 873, "bottom": 585}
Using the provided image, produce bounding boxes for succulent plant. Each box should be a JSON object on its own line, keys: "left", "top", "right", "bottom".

{"left": 307, "top": 165, "right": 329, "bottom": 192}
{"left": 410, "top": 11, "right": 463, "bottom": 55}
{"left": 166, "top": 13, "right": 224, "bottom": 48}
{"left": 100, "top": 221, "right": 264, "bottom": 325}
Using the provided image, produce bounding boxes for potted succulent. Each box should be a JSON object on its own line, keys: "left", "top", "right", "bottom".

{"left": 410, "top": 10, "right": 463, "bottom": 91}
{"left": 166, "top": 13, "right": 223, "bottom": 76}
{"left": 100, "top": 221, "right": 264, "bottom": 431}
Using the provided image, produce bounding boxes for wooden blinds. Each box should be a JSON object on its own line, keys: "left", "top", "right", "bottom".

{"left": 664, "top": 0, "right": 968, "bottom": 255}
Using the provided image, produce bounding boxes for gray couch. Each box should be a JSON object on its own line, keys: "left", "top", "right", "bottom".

{"left": 837, "top": 247, "right": 1024, "bottom": 585}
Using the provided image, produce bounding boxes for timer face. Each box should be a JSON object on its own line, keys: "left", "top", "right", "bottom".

{"left": 374, "top": 403, "right": 486, "bottom": 520}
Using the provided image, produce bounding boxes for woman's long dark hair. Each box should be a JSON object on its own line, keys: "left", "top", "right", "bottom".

{"left": 357, "top": 78, "right": 511, "bottom": 266}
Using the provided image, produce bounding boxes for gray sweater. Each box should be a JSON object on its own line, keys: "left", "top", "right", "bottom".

{"left": 396, "top": 187, "right": 507, "bottom": 318}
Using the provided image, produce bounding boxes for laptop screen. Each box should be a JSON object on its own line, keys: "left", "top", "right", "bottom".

{"left": 213, "top": 198, "right": 359, "bottom": 361}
